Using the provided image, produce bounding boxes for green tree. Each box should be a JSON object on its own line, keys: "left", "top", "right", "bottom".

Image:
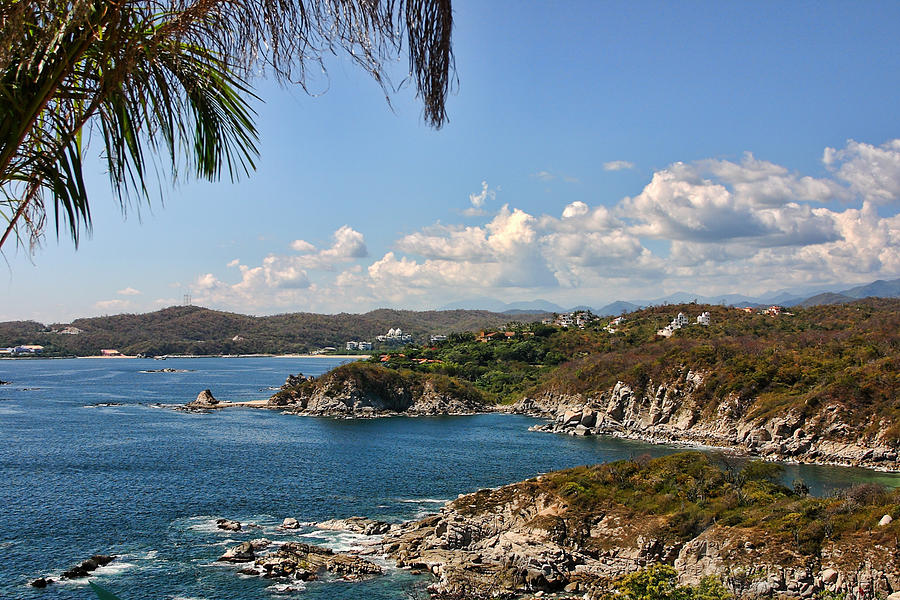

{"left": 1, "top": 0, "right": 452, "bottom": 252}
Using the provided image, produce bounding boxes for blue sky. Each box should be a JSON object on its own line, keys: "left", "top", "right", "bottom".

{"left": 5, "top": 1, "right": 900, "bottom": 322}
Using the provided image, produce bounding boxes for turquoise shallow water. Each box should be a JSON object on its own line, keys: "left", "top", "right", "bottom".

{"left": 1, "top": 357, "right": 898, "bottom": 600}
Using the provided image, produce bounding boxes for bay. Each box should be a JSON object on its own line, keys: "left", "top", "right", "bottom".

{"left": 1, "top": 357, "right": 897, "bottom": 600}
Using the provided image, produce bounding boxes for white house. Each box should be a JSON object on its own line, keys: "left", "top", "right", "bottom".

{"left": 697, "top": 312, "right": 711, "bottom": 326}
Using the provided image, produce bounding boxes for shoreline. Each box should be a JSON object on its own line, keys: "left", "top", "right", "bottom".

{"left": 212, "top": 397, "right": 900, "bottom": 477}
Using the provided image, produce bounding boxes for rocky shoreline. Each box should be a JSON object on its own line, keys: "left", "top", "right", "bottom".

{"left": 184, "top": 364, "right": 899, "bottom": 473}
{"left": 204, "top": 457, "right": 899, "bottom": 600}
{"left": 503, "top": 370, "right": 900, "bottom": 473}
{"left": 372, "top": 461, "right": 900, "bottom": 600}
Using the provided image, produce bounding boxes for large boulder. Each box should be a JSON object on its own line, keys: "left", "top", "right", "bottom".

{"left": 281, "top": 517, "right": 300, "bottom": 529}
{"left": 220, "top": 542, "right": 256, "bottom": 563}
{"left": 189, "top": 389, "right": 219, "bottom": 407}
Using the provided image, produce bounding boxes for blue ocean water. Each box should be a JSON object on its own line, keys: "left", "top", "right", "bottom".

{"left": 1, "top": 357, "right": 898, "bottom": 600}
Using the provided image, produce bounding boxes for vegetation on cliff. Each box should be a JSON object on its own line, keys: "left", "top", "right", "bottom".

{"left": 372, "top": 298, "right": 900, "bottom": 445}
{"left": 271, "top": 361, "right": 488, "bottom": 408}
{"left": 384, "top": 452, "right": 899, "bottom": 599}
{"left": 528, "top": 452, "right": 898, "bottom": 556}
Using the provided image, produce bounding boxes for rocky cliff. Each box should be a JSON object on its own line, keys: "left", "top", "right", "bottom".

{"left": 378, "top": 453, "right": 900, "bottom": 599}
{"left": 508, "top": 367, "right": 899, "bottom": 471}
{"left": 269, "top": 362, "right": 489, "bottom": 417}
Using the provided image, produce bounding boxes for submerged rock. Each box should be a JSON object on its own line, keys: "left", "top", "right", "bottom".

{"left": 29, "top": 577, "right": 52, "bottom": 588}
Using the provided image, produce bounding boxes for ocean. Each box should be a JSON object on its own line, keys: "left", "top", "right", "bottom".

{"left": 2, "top": 357, "right": 898, "bottom": 600}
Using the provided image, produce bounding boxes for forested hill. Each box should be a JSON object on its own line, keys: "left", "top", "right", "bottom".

{"left": 0, "top": 306, "right": 543, "bottom": 356}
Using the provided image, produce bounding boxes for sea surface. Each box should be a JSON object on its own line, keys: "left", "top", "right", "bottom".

{"left": 2, "top": 357, "right": 898, "bottom": 600}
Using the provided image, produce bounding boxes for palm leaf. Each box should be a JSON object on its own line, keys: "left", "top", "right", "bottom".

{"left": 89, "top": 581, "right": 124, "bottom": 600}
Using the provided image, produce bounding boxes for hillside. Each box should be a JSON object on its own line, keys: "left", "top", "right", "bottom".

{"left": 380, "top": 452, "right": 900, "bottom": 599}
{"left": 0, "top": 306, "right": 544, "bottom": 356}
{"left": 354, "top": 299, "right": 900, "bottom": 468}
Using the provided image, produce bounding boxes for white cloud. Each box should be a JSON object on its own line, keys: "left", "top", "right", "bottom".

{"left": 824, "top": 139, "right": 900, "bottom": 204}
{"left": 182, "top": 138, "right": 900, "bottom": 314}
{"left": 95, "top": 299, "right": 132, "bottom": 312}
{"left": 463, "top": 180, "right": 496, "bottom": 216}
{"left": 116, "top": 287, "right": 141, "bottom": 296}
{"left": 621, "top": 157, "right": 842, "bottom": 246}
{"left": 290, "top": 239, "right": 316, "bottom": 253}
{"left": 603, "top": 160, "right": 635, "bottom": 171}
{"left": 532, "top": 170, "right": 580, "bottom": 183}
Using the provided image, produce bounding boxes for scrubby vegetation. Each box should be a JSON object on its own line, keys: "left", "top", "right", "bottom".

{"left": 0, "top": 306, "right": 537, "bottom": 356}
{"left": 371, "top": 299, "right": 900, "bottom": 444}
{"left": 458, "top": 453, "right": 900, "bottom": 559}
{"left": 602, "top": 564, "right": 732, "bottom": 600}
{"left": 271, "top": 360, "right": 488, "bottom": 407}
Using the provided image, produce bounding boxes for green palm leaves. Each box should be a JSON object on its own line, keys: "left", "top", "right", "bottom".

{"left": 0, "top": 0, "right": 452, "bottom": 253}
{"left": 89, "top": 581, "right": 123, "bottom": 600}
{"left": 0, "top": 0, "right": 259, "bottom": 251}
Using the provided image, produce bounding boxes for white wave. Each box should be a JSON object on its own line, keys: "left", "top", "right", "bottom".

{"left": 396, "top": 498, "right": 448, "bottom": 504}
{"left": 93, "top": 560, "right": 137, "bottom": 576}
{"left": 300, "top": 530, "right": 378, "bottom": 553}
{"left": 267, "top": 582, "right": 306, "bottom": 595}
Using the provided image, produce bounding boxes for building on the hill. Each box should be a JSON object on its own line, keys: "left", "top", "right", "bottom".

{"left": 697, "top": 312, "right": 711, "bottom": 326}
{"left": 376, "top": 328, "right": 412, "bottom": 344}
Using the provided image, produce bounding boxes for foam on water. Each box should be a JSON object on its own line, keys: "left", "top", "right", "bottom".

{"left": 267, "top": 581, "right": 307, "bottom": 595}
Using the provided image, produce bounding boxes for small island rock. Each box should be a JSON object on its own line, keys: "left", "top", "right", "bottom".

{"left": 216, "top": 518, "right": 242, "bottom": 531}
{"left": 281, "top": 517, "right": 300, "bottom": 529}
{"left": 30, "top": 577, "right": 52, "bottom": 588}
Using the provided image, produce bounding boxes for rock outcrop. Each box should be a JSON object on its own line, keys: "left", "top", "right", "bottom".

{"left": 241, "top": 541, "right": 382, "bottom": 582}
{"left": 510, "top": 368, "right": 899, "bottom": 471}
{"left": 377, "top": 462, "right": 900, "bottom": 600}
{"left": 315, "top": 516, "right": 392, "bottom": 535}
{"left": 269, "top": 364, "right": 487, "bottom": 417}
{"left": 60, "top": 554, "right": 116, "bottom": 579}
{"left": 184, "top": 389, "right": 221, "bottom": 410}
{"left": 216, "top": 518, "right": 242, "bottom": 531}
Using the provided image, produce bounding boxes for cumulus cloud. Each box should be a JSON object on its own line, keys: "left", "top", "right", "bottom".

{"left": 621, "top": 156, "right": 841, "bottom": 246}
{"left": 603, "top": 160, "right": 635, "bottom": 171}
{"left": 116, "top": 287, "right": 141, "bottom": 296}
{"left": 290, "top": 240, "right": 315, "bottom": 253}
{"left": 824, "top": 139, "right": 900, "bottom": 204}
{"left": 184, "top": 138, "right": 900, "bottom": 313}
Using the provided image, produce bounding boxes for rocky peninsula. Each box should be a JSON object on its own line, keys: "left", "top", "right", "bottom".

{"left": 267, "top": 362, "right": 488, "bottom": 417}
{"left": 505, "top": 367, "right": 899, "bottom": 472}
{"left": 378, "top": 452, "right": 899, "bottom": 599}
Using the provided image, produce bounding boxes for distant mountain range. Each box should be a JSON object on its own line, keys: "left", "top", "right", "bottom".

{"left": 439, "top": 277, "right": 900, "bottom": 316}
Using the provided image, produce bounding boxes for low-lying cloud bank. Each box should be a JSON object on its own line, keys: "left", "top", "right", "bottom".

{"left": 186, "top": 139, "right": 900, "bottom": 314}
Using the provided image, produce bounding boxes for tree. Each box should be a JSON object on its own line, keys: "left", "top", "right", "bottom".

{"left": 0, "top": 0, "right": 453, "bottom": 253}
